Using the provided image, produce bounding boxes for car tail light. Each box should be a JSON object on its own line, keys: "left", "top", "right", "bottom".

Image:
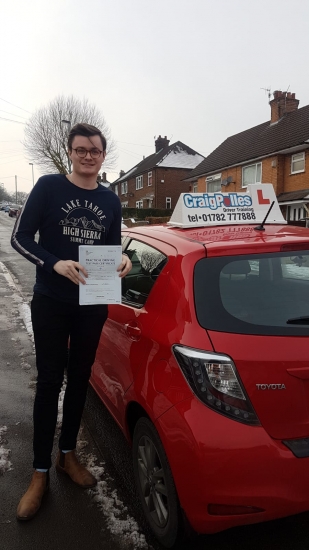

{"left": 173, "top": 346, "right": 260, "bottom": 425}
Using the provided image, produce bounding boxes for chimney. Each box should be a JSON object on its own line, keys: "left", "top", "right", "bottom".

{"left": 155, "top": 135, "right": 170, "bottom": 153}
{"left": 119, "top": 170, "right": 125, "bottom": 178}
{"left": 269, "top": 90, "right": 299, "bottom": 123}
{"left": 102, "top": 172, "right": 107, "bottom": 183}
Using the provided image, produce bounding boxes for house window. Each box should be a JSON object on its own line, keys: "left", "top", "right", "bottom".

{"left": 291, "top": 152, "right": 305, "bottom": 174}
{"left": 206, "top": 173, "right": 222, "bottom": 192}
{"left": 121, "top": 201, "right": 128, "bottom": 207}
{"left": 136, "top": 175, "right": 143, "bottom": 190}
{"left": 114, "top": 184, "right": 118, "bottom": 195}
{"left": 193, "top": 183, "right": 198, "bottom": 193}
{"left": 136, "top": 200, "right": 143, "bottom": 208}
{"left": 166, "top": 197, "right": 171, "bottom": 209}
{"left": 148, "top": 172, "right": 152, "bottom": 186}
{"left": 121, "top": 181, "right": 128, "bottom": 194}
{"left": 242, "top": 163, "right": 262, "bottom": 187}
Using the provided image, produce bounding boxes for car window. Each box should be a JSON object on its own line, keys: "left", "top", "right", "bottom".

{"left": 122, "top": 239, "right": 167, "bottom": 307}
{"left": 194, "top": 251, "right": 309, "bottom": 336}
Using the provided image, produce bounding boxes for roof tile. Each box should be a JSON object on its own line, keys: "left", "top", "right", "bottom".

{"left": 186, "top": 105, "right": 309, "bottom": 180}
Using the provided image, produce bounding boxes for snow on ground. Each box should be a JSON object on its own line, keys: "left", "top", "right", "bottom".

{"left": 3, "top": 262, "right": 149, "bottom": 547}
{"left": 57, "top": 382, "right": 148, "bottom": 548}
{"left": 0, "top": 426, "right": 12, "bottom": 476}
{"left": 78, "top": 445, "right": 148, "bottom": 549}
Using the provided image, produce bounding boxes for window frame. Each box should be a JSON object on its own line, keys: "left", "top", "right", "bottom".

{"left": 121, "top": 181, "right": 128, "bottom": 194}
{"left": 136, "top": 200, "right": 143, "bottom": 208}
{"left": 206, "top": 173, "right": 222, "bottom": 193}
{"left": 136, "top": 175, "right": 143, "bottom": 190}
{"left": 166, "top": 197, "right": 171, "bottom": 209}
{"left": 121, "top": 238, "right": 168, "bottom": 308}
{"left": 148, "top": 172, "right": 153, "bottom": 186}
{"left": 242, "top": 163, "right": 262, "bottom": 188}
{"left": 291, "top": 152, "right": 305, "bottom": 174}
{"left": 114, "top": 184, "right": 118, "bottom": 195}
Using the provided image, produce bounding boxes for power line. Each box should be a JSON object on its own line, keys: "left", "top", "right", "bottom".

{"left": 118, "top": 147, "right": 144, "bottom": 159}
{"left": 0, "top": 97, "right": 32, "bottom": 114}
{"left": 0, "top": 155, "right": 25, "bottom": 166}
{"left": 116, "top": 140, "right": 153, "bottom": 148}
{"left": 0, "top": 109, "right": 28, "bottom": 120}
{"left": 0, "top": 116, "right": 25, "bottom": 125}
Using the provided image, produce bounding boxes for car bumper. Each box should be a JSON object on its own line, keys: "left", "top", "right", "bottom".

{"left": 156, "top": 396, "right": 309, "bottom": 534}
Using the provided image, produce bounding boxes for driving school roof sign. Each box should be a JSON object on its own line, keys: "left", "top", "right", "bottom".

{"left": 168, "top": 184, "right": 286, "bottom": 228}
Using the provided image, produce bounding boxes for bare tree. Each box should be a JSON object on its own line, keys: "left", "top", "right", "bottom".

{"left": 24, "top": 95, "right": 118, "bottom": 175}
{"left": 0, "top": 186, "right": 12, "bottom": 203}
{"left": 12, "top": 191, "right": 29, "bottom": 205}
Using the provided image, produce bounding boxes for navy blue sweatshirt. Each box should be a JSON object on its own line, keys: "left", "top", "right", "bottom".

{"left": 11, "top": 174, "right": 122, "bottom": 304}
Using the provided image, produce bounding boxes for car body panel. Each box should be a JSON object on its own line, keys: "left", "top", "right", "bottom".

{"left": 156, "top": 396, "right": 309, "bottom": 534}
{"left": 90, "top": 221, "right": 309, "bottom": 535}
{"left": 208, "top": 331, "right": 309, "bottom": 440}
{"left": 91, "top": 234, "right": 179, "bottom": 427}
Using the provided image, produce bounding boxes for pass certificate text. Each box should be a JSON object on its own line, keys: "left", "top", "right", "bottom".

{"left": 78, "top": 245, "right": 122, "bottom": 305}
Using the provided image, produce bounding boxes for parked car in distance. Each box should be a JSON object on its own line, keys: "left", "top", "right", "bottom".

{"left": 90, "top": 185, "right": 309, "bottom": 548}
{"left": 2, "top": 204, "right": 10, "bottom": 213}
{"left": 8, "top": 204, "right": 22, "bottom": 217}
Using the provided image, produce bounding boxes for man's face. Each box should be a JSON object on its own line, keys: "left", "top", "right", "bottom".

{"left": 69, "top": 135, "right": 106, "bottom": 177}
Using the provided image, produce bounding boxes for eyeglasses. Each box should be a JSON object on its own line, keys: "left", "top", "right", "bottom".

{"left": 72, "top": 147, "right": 103, "bottom": 159}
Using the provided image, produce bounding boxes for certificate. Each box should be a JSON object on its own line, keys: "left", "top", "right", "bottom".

{"left": 78, "top": 245, "right": 122, "bottom": 305}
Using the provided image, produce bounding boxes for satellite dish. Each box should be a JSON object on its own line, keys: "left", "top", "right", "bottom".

{"left": 222, "top": 176, "right": 233, "bottom": 186}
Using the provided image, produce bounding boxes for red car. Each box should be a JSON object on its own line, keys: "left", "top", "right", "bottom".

{"left": 90, "top": 185, "right": 309, "bottom": 547}
{"left": 8, "top": 204, "right": 22, "bottom": 218}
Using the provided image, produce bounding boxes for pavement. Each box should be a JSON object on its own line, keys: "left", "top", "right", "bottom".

{"left": 0, "top": 216, "right": 149, "bottom": 550}
{"left": 4, "top": 212, "right": 309, "bottom": 550}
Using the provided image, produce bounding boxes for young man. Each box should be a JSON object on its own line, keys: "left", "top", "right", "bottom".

{"left": 11, "top": 123, "right": 132, "bottom": 521}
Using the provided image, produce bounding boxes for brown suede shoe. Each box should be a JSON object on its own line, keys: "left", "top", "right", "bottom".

{"left": 56, "top": 450, "right": 97, "bottom": 489}
{"left": 16, "top": 471, "right": 49, "bottom": 521}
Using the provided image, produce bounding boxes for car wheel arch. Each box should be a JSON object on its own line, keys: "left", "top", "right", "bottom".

{"left": 126, "top": 401, "right": 152, "bottom": 444}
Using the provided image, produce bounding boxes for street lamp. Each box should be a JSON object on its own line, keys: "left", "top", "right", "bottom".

{"left": 61, "top": 119, "right": 72, "bottom": 174}
{"left": 29, "top": 163, "right": 34, "bottom": 188}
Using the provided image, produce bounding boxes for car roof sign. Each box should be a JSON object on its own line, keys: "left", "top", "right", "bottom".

{"left": 168, "top": 184, "right": 286, "bottom": 228}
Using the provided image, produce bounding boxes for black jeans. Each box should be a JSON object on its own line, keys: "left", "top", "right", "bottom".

{"left": 31, "top": 293, "right": 107, "bottom": 470}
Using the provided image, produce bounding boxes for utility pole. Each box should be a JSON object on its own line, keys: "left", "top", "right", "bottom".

{"left": 29, "top": 163, "right": 34, "bottom": 187}
{"left": 15, "top": 175, "right": 18, "bottom": 204}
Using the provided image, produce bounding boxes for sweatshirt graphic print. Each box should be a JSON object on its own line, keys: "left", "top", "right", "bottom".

{"left": 11, "top": 174, "right": 122, "bottom": 304}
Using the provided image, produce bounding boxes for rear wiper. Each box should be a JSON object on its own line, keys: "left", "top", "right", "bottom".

{"left": 286, "top": 316, "right": 309, "bottom": 325}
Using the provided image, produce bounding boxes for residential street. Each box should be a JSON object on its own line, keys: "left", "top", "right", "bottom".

{"left": 2, "top": 210, "right": 309, "bottom": 550}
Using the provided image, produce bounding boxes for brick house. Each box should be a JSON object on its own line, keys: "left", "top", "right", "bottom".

{"left": 110, "top": 136, "right": 204, "bottom": 210}
{"left": 185, "top": 91, "right": 309, "bottom": 223}
{"left": 98, "top": 171, "right": 111, "bottom": 188}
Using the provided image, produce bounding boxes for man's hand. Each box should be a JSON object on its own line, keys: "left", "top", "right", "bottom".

{"left": 53, "top": 260, "right": 88, "bottom": 285}
{"left": 117, "top": 254, "right": 132, "bottom": 278}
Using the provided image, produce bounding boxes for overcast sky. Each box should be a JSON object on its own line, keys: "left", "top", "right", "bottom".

{"left": 1, "top": 0, "right": 309, "bottom": 195}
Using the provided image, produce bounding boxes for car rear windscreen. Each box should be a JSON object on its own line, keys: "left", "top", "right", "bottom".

{"left": 194, "top": 251, "right": 309, "bottom": 335}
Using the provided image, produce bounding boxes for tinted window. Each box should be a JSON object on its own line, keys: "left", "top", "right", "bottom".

{"left": 122, "top": 239, "right": 167, "bottom": 307}
{"left": 194, "top": 251, "right": 309, "bottom": 336}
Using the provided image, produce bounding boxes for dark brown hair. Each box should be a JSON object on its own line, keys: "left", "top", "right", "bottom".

{"left": 67, "top": 123, "right": 107, "bottom": 152}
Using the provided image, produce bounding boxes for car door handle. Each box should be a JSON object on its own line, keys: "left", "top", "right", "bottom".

{"left": 125, "top": 323, "right": 141, "bottom": 340}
